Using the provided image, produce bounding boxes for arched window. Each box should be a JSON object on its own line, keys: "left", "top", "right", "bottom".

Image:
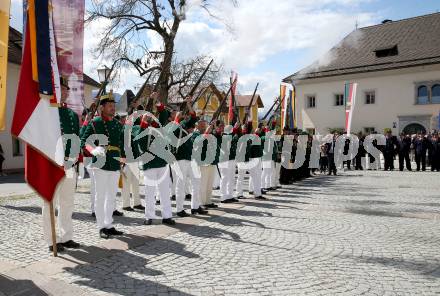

{"left": 417, "top": 85, "right": 429, "bottom": 104}
{"left": 432, "top": 84, "right": 440, "bottom": 104}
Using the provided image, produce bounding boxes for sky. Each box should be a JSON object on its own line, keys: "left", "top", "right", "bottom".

{"left": 8, "top": 0, "right": 440, "bottom": 111}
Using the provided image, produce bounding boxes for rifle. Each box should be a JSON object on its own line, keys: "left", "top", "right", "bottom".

{"left": 229, "top": 75, "right": 239, "bottom": 125}
{"left": 242, "top": 83, "right": 259, "bottom": 125}
{"left": 210, "top": 84, "right": 233, "bottom": 124}
{"left": 262, "top": 96, "right": 280, "bottom": 121}
{"left": 191, "top": 85, "right": 210, "bottom": 108}
{"left": 268, "top": 99, "right": 282, "bottom": 125}
{"left": 143, "top": 78, "right": 166, "bottom": 112}
{"left": 201, "top": 92, "right": 213, "bottom": 113}
{"left": 181, "top": 59, "right": 214, "bottom": 114}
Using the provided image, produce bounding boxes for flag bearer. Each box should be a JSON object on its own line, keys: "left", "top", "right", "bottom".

{"left": 42, "top": 77, "right": 81, "bottom": 251}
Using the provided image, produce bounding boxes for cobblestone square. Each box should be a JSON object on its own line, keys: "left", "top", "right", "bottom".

{"left": 1, "top": 170, "right": 440, "bottom": 295}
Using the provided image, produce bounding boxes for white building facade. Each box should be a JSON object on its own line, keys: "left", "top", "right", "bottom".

{"left": 285, "top": 13, "right": 440, "bottom": 136}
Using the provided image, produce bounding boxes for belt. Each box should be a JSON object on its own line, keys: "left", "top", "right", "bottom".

{"left": 106, "top": 145, "right": 121, "bottom": 152}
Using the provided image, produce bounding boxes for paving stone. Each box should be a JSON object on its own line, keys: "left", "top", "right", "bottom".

{"left": 1, "top": 171, "right": 440, "bottom": 295}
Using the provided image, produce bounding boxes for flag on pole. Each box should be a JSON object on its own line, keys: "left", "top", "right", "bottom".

{"left": 286, "top": 90, "right": 295, "bottom": 129}
{"left": 52, "top": 0, "right": 85, "bottom": 117}
{"left": 280, "top": 84, "right": 287, "bottom": 131}
{"left": 228, "top": 71, "right": 238, "bottom": 125}
{"left": 344, "top": 82, "right": 358, "bottom": 135}
{"left": 11, "top": 0, "right": 67, "bottom": 202}
{"left": 0, "top": 0, "right": 11, "bottom": 131}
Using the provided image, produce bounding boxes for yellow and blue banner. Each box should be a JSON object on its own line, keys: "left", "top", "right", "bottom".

{"left": 286, "top": 89, "right": 295, "bottom": 130}
{"left": 0, "top": 0, "right": 10, "bottom": 130}
{"left": 280, "top": 84, "right": 287, "bottom": 132}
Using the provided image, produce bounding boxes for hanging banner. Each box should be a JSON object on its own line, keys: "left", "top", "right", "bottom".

{"left": 344, "top": 82, "right": 358, "bottom": 135}
{"left": 0, "top": 0, "right": 11, "bottom": 130}
{"left": 52, "top": 0, "right": 85, "bottom": 117}
{"left": 286, "top": 89, "right": 295, "bottom": 130}
{"left": 280, "top": 84, "right": 287, "bottom": 132}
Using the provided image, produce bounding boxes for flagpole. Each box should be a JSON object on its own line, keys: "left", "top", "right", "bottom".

{"left": 49, "top": 200, "right": 58, "bottom": 257}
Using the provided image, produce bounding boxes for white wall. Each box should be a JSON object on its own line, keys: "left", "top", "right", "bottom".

{"left": 295, "top": 64, "right": 440, "bottom": 135}
{"left": 0, "top": 63, "right": 24, "bottom": 170}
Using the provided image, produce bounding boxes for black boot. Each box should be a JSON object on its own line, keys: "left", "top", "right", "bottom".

{"left": 177, "top": 210, "right": 190, "bottom": 217}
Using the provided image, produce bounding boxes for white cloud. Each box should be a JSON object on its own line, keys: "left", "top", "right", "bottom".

{"left": 171, "top": 0, "right": 378, "bottom": 110}
{"left": 175, "top": 0, "right": 376, "bottom": 68}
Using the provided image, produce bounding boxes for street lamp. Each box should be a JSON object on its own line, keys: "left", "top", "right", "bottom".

{"left": 97, "top": 65, "right": 112, "bottom": 95}
{"left": 97, "top": 65, "right": 111, "bottom": 84}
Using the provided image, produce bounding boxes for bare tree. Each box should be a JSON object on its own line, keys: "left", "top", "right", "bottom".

{"left": 87, "top": 0, "right": 235, "bottom": 103}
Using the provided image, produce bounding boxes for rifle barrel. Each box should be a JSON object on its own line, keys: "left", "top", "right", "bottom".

{"left": 242, "top": 82, "right": 259, "bottom": 124}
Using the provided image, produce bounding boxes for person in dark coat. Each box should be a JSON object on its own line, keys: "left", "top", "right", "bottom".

{"left": 355, "top": 132, "right": 365, "bottom": 170}
{"left": 383, "top": 131, "right": 397, "bottom": 171}
{"left": 397, "top": 133, "right": 412, "bottom": 171}
{"left": 325, "top": 133, "right": 339, "bottom": 176}
{"left": 430, "top": 133, "right": 440, "bottom": 172}
{"left": 413, "top": 133, "right": 428, "bottom": 171}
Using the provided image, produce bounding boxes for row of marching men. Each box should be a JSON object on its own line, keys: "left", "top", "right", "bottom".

{"left": 43, "top": 85, "right": 282, "bottom": 252}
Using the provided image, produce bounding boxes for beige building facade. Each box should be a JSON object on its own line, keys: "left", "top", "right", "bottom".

{"left": 295, "top": 65, "right": 440, "bottom": 135}
{"left": 284, "top": 13, "right": 440, "bottom": 136}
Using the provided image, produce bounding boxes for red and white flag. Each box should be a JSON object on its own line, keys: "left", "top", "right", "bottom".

{"left": 11, "top": 0, "right": 75, "bottom": 202}
{"left": 344, "top": 82, "right": 358, "bottom": 135}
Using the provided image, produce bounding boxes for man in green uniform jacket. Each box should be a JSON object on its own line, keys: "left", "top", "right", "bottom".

{"left": 81, "top": 93, "right": 125, "bottom": 239}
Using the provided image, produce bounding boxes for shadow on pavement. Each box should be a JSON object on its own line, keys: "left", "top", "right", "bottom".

{"left": 61, "top": 235, "right": 197, "bottom": 295}
{"left": 0, "top": 274, "right": 49, "bottom": 296}
{"left": 0, "top": 173, "right": 26, "bottom": 184}
{"left": 336, "top": 254, "right": 440, "bottom": 279}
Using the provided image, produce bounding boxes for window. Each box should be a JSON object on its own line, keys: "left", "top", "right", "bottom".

{"left": 12, "top": 137, "right": 22, "bottom": 156}
{"left": 364, "top": 127, "right": 376, "bottom": 134}
{"left": 334, "top": 94, "right": 344, "bottom": 106}
{"left": 432, "top": 84, "right": 440, "bottom": 104}
{"left": 374, "top": 45, "right": 398, "bottom": 58}
{"left": 417, "top": 85, "right": 429, "bottom": 104}
{"left": 307, "top": 96, "right": 316, "bottom": 108}
{"left": 365, "top": 91, "right": 375, "bottom": 104}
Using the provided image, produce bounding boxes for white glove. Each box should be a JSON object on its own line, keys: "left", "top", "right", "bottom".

{"left": 91, "top": 146, "right": 106, "bottom": 157}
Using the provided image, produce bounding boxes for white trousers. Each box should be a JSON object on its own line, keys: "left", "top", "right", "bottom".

{"left": 248, "top": 158, "right": 262, "bottom": 196}
{"left": 236, "top": 158, "right": 261, "bottom": 197}
{"left": 271, "top": 162, "right": 281, "bottom": 187}
{"left": 236, "top": 162, "right": 247, "bottom": 197}
{"left": 213, "top": 167, "right": 220, "bottom": 188}
{"left": 173, "top": 160, "right": 201, "bottom": 211}
{"left": 94, "top": 169, "right": 120, "bottom": 229}
{"left": 143, "top": 166, "right": 172, "bottom": 219}
{"left": 261, "top": 160, "right": 273, "bottom": 189}
{"left": 219, "top": 160, "right": 236, "bottom": 201}
{"left": 122, "top": 164, "right": 141, "bottom": 208}
{"left": 199, "top": 165, "right": 215, "bottom": 205}
{"left": 42, "top": 171, "right": 76, "bottom": 246}
{"left": 88, "top": 167, "right": 96, "bottom": 213}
